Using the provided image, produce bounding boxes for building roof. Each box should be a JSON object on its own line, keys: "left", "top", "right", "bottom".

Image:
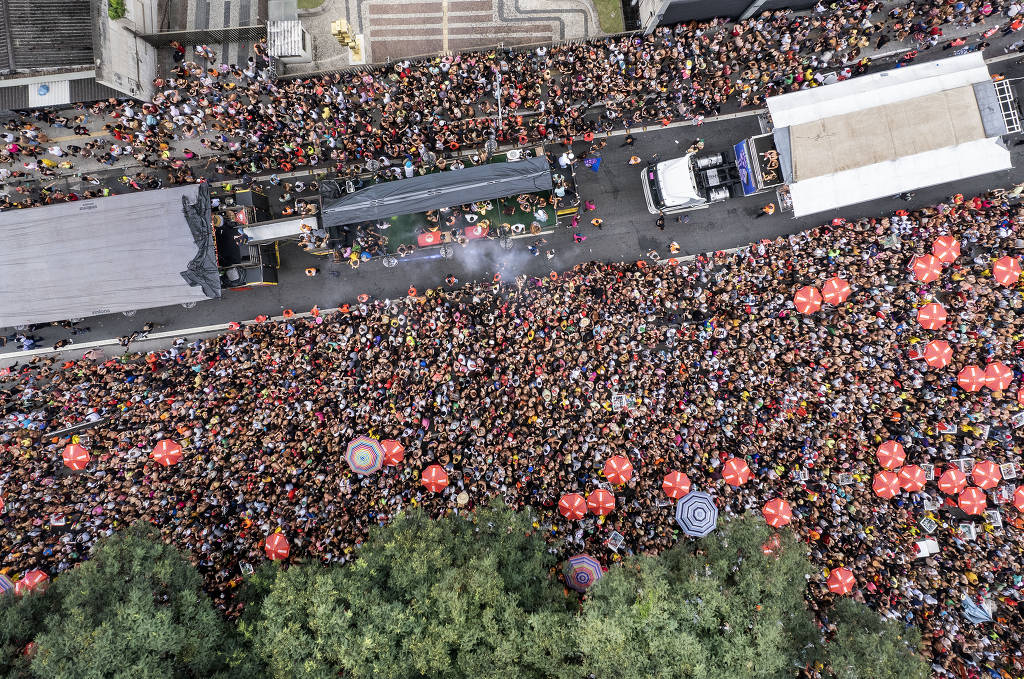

{"left": 267, "top": 20, "right": 304, "bottom": 57}
{"left": 768, "top": 53, "right": 1013, "bottom": 218}
{"left": 0, "top": 0, "right": 94, "bottom": 74}
{"left": 0, "top": 185, "right": 221, "bottom": 327}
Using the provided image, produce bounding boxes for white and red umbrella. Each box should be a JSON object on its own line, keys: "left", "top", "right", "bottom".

{"left": 1013, "top": 486, "right": 1024, "bottom": 512}
{"left": 932, "top": 236, "right": 960, "bottom": 263}
{"left": 821, "top": 277, "right": 851, "bottom": 305}
{"left": 876, "top": 441, "right": 906, "bottom": 470}
{"left": 958, "top": 487, "right": 987, "bottom": 515}
{"left": 587, "top": 489, "right": 615, "bottom": 516}
{"left": 264, "top": 533, "right": 290, "bottom": 560}
{"left": 381, "top": 440, "right": 405, "bottom": 466}
{"left": 971, "top": 460, "right": 1001, "bottom": 490}
{"left": 937, "top": 467, "right": 967, "bottom": 495}
{"left": 993, "top": 256, "right": 1021, "bottom": 287}
{"left": 151, "top": 439, "right": 183, "bottom": 467}
{"left": 14, "top": 570, "right": 49, "bottom": 596}
{"left": 603, "top": 455, "right": 633, "bottom": 485}
{"left": 62, "top": 443, "right": 90, "bottom": 471}
{"left": 793, "top": 286, "right": 822, "bottom": 314}
{"left": 722, "top": 457, "right": 752, "bottom": 486}
{"left": 917, "top": 303, "right": 947, "bottom": 330}
{"left": 421, "top": 465, "right": 449, "bottom": 493}
{"left": 898, "top": 464, "right": 927, "bottom": 493}
{"left": 558, "top": 493, "right": 587, "bottom": 520}
{"left": 873, "top": 471, "right": 900, "bottom": 499}
{"left": 762, "top": 498, "right": 793, "bottom": 527}
{"left": 662, "top": 471, "right": 691, "bottom": 499}
{"left": 923, "top": 340, "right": 953, "bottom": 369}
{"left": 984, "top": 362, "right": 1013, "bottom": 392}
{"left": 912, "top": 254, "right": 942, "bottom": 283}
{"left": 957, "top": 365, "right": 986, "bottom": 392}
{"left": 827, "top": 567, "right": 855, "bottom": 595}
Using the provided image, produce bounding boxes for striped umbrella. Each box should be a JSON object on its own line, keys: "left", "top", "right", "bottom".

{"left": 421, "top": 465, "right": 449, "bottom": 493}
{"left": 662, "top": 471, "right": 691, "bottom": 499}
{"left": 565, "top": 554, "right": 603, "bottom": 592}
{"left": 151, "top": 439, "right": 183, "bottom": 466}
{"left": 558, "top": 493, "right": 587, "bottom": 520}
{"left": 762, "top": 498, "right": 792, "bottom": 527}
{"left": 993, "top": 256, "right": 1021, "bottom": 287}
{"left": 603, "top": 455, "right": 633, "bottom": 485}
{"left": 62, "top": 443, "right": 90, "bottom": 471}
{"left": 912, "top": 254, "right": 942, "bottom": 283}
{"left": 876, "top": 440, "right": 905, "bottom": 470}
{"left": 346, "top": 436, "right": 384, "bottom": 475}
{"left": 264, "top": 533, "right": 290, "bottom": 560}
{"left": 958, "top": 365, "right": 986, "bottom": 392}
{"left": 873, "top": 471, "right": 900, "bottom": 499}
{"left": 586, "top": 489, "right": 615, "bottom": 516}
{"left": 898, "top": 464, "right": 927, "bottom": 492}
{"left": 984, "top": 362, "right": 1013, "bottom": 392}
{"left": 932, "top": 236, "right": 960, "bottom": 263}
{"left": 827, "top": 567, "right": 855, "bottom": 595}
{"left": 923, "top": 340, "right": 953, "bottom": 369}
{"left": 821, "top": 277, "right": 851, "bottom": 305}
{"left": 971, "top": 460, "right": 1001, "bottom": 490}
{"left": 0, "top": 574, "right": 13, "bottom": 595}
{"left": 674, "top": 491, "right": 718, "bottom": 537}
{"left": 917, "top": 303, "right": 946, "bottom": 330}
{"left": 793, "top": 286, "right": 822, "bottom": 314}
{"left": 380, "top": 440, "right": 405, "bottom": 466}
{"left": 958, "top": 487, "right": 986, "bottom": 515}
{"left": 722, "top": 457, "right": 751, "bottom": 486}
{"left": 938, "top": 467, "right": 968, "bottom": 495}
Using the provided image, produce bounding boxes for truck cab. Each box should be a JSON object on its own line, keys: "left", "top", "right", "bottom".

{"left": 641, "top": 153, "right": 736, "bottom": 214}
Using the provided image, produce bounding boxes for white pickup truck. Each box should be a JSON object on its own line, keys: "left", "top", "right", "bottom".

{"left": 640, "top": 152, "right": 737, "bottom": 214}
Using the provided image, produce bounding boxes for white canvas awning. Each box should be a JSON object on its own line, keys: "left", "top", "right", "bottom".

{"left": 768, "top": 53, "right": 1013, "bottom": 217}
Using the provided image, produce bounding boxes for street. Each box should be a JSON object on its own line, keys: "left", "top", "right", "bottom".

{"left": 2, "top": 55, "right": 1023, "bottom": 360}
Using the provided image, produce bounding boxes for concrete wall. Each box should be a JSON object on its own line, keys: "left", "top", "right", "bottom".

{"left": 640, "top": 0, "right": 817, "bottom": 31}
{"left": 92, "top": 0, "right": 159, "bottom": 100}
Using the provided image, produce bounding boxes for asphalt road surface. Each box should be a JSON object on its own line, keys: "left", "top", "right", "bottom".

{"left": 3, "top": 57, "right": 1023, "bottom": 359}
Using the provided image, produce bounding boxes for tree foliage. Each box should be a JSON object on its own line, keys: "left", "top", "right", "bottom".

{"left": 824, "top": 599, "right": 929, "bottom": 679}
{"left": 12, "top": 523, "right": 240, "bottom": 679}
{"left": 245, "top": 500, "right": 577, "bottom": 679}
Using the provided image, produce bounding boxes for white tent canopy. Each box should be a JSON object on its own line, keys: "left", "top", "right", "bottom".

{"left": 768, "top": 53, "right": 1013, "bottom": 218}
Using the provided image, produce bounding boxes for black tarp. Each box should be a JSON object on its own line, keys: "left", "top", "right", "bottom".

{"left": 320, "top": 157, "right": 553, "bottom": 227}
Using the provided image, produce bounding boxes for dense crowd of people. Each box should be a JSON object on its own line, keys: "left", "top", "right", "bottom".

{"left": 2, "top": 189, "right": 1023, "bottom": 677}
{"left": 2, "top": 0, "right": 1023, "bottom": 209}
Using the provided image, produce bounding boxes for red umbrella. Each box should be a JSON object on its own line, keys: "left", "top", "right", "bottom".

{"left": 897, "top": 464, "right": 926, "bottom": 493}
{"left": 587, "top": 489, "right": 615, "bottom": 516}
{"left": 761, "top": 534, "right": 782, "bottom": 556}
{"left": 958, "top": 487, "right": 986, "bottom": 515}
{"left": 912, "top": 254, "right": 942, "bottom": 283}
{"left": 923, "top": 340, "right": 953, "bottom": 369}
{"left": 558, "top": 493, "right": 587, "bottom": 520}
{"left": 993, "top": 256, "right": 1021, "bottom": 287}
{"left": 932, "top": 236, "right": 960, "bottom": 263}
{"left": 14, "top": 570, "right": 49, "bottom": 596}
{"left": 722, "top": 457, "right": 751, "bottom": 486}
{"left": 381, "top": 440, "right": 405, "bottom": 466}
{"left": 793, "top": 286, "right": 822, "bottom": 314}
{"left": 957, "top": 365, "right": 986, "bottom": 392}
{"left": 421, "top": 465, "right": 449, "bottom": 492}
{"left": 662, "top": 471, "right": 691, "bottom": 499}
{"left": 876, "top": 440, "right": 905, "bottom": 470}
{"left": 1013, "top": 486, "right": 1024, "bottom": 512}
{"left": 603, "top": 455, "right": 633, "bottom": 485}
{"left": 821, "top": 277, "right": 851, "bottom": 305}
{"left": 916, "top": 303, "right": 947, "bottom": 330}
{"left": 937, "top": 467, "right": 967, "bottom": 495}
{"left": 264, "top": 533, "right": 289, "bottom": 560}
{"left": 62, "top": 443, "right": 90, "bottom": 471}
{"left": 971, "top": 460, "right": 1001, "bottom": 490}
{"left": 984, "top": 362, "right": 1013, "bottom": 392}
{"left": 1018, "top": 387, "right": 1024, "bottom": 405}
{"left": 762, "top": 498, "right": 793, "bottom": 527}
{"left": 151, "top": 439, "right": 182, "bottom": 467}
{"left": 827, "top": 567, "right": 855, "bottom": 595}
{"left": 873, "top": 471, "right": 900, "bottom": 499}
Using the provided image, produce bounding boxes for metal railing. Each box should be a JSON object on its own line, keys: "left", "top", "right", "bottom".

{"left": 139, "top": 25, "right": 267, "bottom": 47}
